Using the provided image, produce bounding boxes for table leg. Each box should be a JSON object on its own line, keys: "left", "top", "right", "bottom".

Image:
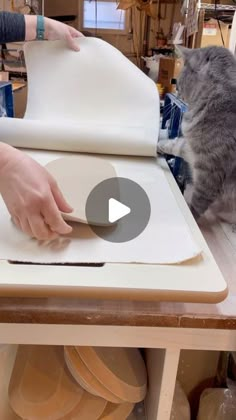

{"left": 145, "top": 348, "right": 180, "bottom": 420}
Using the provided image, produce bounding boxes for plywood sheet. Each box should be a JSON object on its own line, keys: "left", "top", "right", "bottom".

{"left": 64, "top": 347, "right": 122, "bottom": 403}
{"left": 9, "top": 345, "right": 83, "bottom": 420}
{"left": 62, "top": 388, "right": 107, "bottom": 420}
{"left": 77, "top": 347, "right": 147, "bottom": 402}
{"left": 99, "top": 402, "right": 135, "bottom": 420}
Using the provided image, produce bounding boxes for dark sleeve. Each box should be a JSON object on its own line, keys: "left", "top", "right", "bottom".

{"left": 0, "top": 12, "right": 25, "bottom": 43}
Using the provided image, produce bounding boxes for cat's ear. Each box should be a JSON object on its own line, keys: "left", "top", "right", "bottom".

{"left": 175, "top": 45, "right": 191, "bottom": 60}
{"left": 199, "top": 60, "right": 210, "bottom": 77}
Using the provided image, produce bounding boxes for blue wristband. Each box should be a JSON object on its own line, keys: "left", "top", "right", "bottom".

{"left": 36, "top": 15, "right": 45, "bottom": 40}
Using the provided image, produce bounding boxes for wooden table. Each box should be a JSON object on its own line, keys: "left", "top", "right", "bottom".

{"left": 0, "top": 215, "right": 235, "bottom": 419}
{"left": 0, "top": 174, "right": 235, "bottom": 420}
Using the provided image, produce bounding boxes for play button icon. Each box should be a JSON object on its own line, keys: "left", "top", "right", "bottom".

{"left": 85, "top": 177, "right": 151, "bottom": 243}
{"left": 108, "top": 198, "right": 131, "bottom": 223}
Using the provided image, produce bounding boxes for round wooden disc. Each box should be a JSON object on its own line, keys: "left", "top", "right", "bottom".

{"left": 64, "top": 347, "right": 122, "bottom": 403}
{"left": 76, "top": 347, "right": 147, "bottom": 403}
{"left": 9, "top": 345, "right": 83, "bottom": 420}
{"left": 45, "top": 155, "right": 117, "bottom": 225}
{"left": 0, "top": 345, "right": 21, "bottom": 420}
{"left": 61, "top": 388, "right": 107, "bottom": 420}
{"left": 99, "top": 402, "right": 134, "bottom": 420}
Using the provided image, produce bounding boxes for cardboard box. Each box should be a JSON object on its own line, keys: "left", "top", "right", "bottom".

{"left": 158, "top": 57, "right": 183, "bottom": 93}
{"left": 0, "top": 72, "right": 9, "bottom": 82}
{"left": 201, "top": 19, "right": 230, "bottom": 48}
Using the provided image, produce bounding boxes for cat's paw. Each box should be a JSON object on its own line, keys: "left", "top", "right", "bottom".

{"left": 189, "top": 205, "right": 200, "bottom": 221}
{"left": 156, "top": 140, "right": 171, "bottom": 155}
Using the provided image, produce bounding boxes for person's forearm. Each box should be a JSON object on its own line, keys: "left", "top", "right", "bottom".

{"left": 24, "top": 16, "right": 56, "bottom": 42}
{"left": 0, "top": 11, "right": 25, "bottom": 43}
{"left": 0, "top": 12, "right": 82, "bottom": 49}
{"left": 0, "top": 142, "right": 16, "bottom": 176}
{"left": 0, "top": 12, "right": 50, "bottom": 43}
{"left": 24, "top": 15, "right": 37, "bottom": 41}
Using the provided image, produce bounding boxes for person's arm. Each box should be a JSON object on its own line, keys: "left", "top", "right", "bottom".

{"left": 0, "top": 11, "right": 83, "bottom": 50}
{"left": 0, "top": 12, "right": 83, "bottom": 239}
{"left": 24, "top": 15, "right": 83, "bottom": 51}
{"left": 0, "top": 11, "right": 25, "bottom": 43}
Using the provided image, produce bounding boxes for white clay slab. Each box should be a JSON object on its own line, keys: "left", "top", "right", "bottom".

{"left": 9, "top": 345, "right": 83, "bottom": 420}
{"left": 45, "top": 155, "right": 117, "bottom": 225}
{"left": 61, "top": 386, "right": 107, "bottom": 420}
{"left": 99, "top": 402, "right": 135, "bottom": 420}
{"left": 76, "top": 347, "right": 147, "bottom": 403}
{"left": 64, "top": 347, "right": 122, "bottom": 403}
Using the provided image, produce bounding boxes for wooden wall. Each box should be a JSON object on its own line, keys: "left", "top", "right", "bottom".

{"left": 77, "top": 1, "right": 184, "bottom": 63}
{"left": 0, "top": 0, "right": 184, "bottom": 65}
{"left": 43, "top": 0, "right": 184, "bottom": 65}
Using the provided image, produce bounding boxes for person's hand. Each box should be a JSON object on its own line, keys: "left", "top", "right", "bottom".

{"left": 24, "top": 15, "right": 84, "bottom": 50}
{"left": 44, "top": 18, "right": 84, "bottom": 51}
{"left": 0, "top": 144, "right": 73, "bottom": 240}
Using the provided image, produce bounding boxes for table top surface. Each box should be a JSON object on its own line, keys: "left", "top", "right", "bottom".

{"left": 0, "top": 194, "right": 235, "bottom": 329}
{"left": 0, "top": 154, "right": 227, "bottom": 304}
{"left": 0, "top": 145, "right": 234, "bottom": 328}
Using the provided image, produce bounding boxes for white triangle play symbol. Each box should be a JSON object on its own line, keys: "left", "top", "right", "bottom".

{"left": 108, "top": 198, "right": 131, "bottom": 223}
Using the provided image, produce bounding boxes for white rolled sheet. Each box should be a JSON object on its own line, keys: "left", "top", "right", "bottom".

{"left": 0, "top": 37, "right": 159, "bottom": 156}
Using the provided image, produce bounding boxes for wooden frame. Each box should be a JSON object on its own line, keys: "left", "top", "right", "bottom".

{"left": 1, "top": 326, "right": 236, "bottom": 420}
{"left": 194, "top": 9, "right": 205, "bottom": 48}
{"left": 79, "top": 0, "right": 130, "bottom": 35}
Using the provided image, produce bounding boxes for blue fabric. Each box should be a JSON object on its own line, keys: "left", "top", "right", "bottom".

{"left": 0, "top": 12, "right": 25, "bottom": 43}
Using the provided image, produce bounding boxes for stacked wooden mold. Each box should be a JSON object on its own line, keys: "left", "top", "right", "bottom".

{"left": 7, "top": 345, "right": 147, "bottom": 419}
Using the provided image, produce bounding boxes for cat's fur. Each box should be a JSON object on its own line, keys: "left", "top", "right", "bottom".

{"left": 157, "top": 46, "right": 236, "bottom": 223}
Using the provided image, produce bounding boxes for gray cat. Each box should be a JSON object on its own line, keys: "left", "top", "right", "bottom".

{"left": 157, "top": 46, "right": 236, "bottom": 223}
